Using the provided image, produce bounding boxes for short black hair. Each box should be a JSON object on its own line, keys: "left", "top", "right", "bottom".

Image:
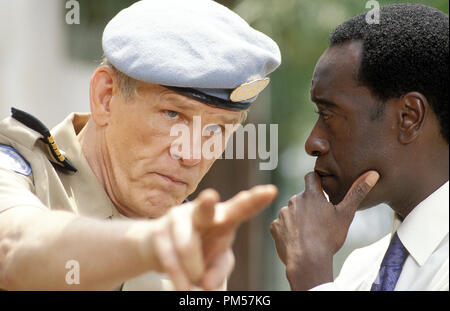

{"left": 330, "top": 4, "right": 449, "bottom": 143}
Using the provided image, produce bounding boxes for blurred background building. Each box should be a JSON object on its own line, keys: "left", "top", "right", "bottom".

{"left": 0, "top": 0, "right": 448, "bottom": 290}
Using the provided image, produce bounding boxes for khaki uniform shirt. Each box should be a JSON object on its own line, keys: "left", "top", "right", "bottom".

{"left": 0, "top": 112, "right": 225, "bottom": 291}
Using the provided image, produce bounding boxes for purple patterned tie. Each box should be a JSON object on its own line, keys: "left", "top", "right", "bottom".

{"left": 371, "top": 232, "right": 409, "bottom": 291}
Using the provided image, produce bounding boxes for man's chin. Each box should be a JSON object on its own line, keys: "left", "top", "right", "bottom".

{"left": 322, "top": 183, "right": 345, "bottom": 205}
{"left": 328, "top": 193, "right": 345, "bottom": 205}
{"left": 327, "top": 187, "right": 381, "bottom": 210}
{"left": 130, "top": 196, "right": 185, "bottom": 218}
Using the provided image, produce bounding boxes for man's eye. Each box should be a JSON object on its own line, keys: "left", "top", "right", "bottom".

{"left": 314, "top": 109, "right": 331, "bottom": 120}
{"left": 165, "top": 110, "right": 179, "bottom": 119}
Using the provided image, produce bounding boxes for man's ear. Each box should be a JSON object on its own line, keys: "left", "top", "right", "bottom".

{"left": 89, "top": 66, "right": 119, "bottom": 127}
{"left": 396, "top": 92, "right": 427, "bottom": 144}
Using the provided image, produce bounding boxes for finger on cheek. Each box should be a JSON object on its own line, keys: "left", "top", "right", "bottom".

{"left": 339, "top": 171, "right": 380, "bottom": 213}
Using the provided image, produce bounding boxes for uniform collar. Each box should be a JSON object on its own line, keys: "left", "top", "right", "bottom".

{"left": 392, "top": 181, "right": 449, "bottom": 266}
{"left": 51, "top": 113, "right": 121, "bottom": 220}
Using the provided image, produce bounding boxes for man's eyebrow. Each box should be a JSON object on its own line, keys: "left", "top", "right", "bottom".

{"left": 310, "top": 96, "right": 338, "bottom": 108}
{"left": 213, "top": 113, "right": 241, "bottom": 125}
{"left": 164, "top": 95, "right": 198, "bottom": 112}
{"left": 164, "top": 95, "right": 241, "bottom": 124}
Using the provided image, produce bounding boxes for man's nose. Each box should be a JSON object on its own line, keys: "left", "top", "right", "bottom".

{"left": 305, "top": 129, "right": 329, "bottom": 157}
{"left": 170, "top": 132, "right": 203, "bottom": 167}
{"left": 180, "top": 151, "right": 202, "bottom": 167}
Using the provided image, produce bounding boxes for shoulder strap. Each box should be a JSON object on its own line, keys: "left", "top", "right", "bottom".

{"left": 11, "top": 107, "right": 77, "bottom": 173}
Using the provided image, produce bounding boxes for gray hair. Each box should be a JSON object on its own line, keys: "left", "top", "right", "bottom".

{"left": 100, "top": 57, "right": 141, "bottom": 99}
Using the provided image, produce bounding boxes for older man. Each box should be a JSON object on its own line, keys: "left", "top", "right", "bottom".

{"left": 271, "top": 3, "right": 448, "bottom": 291}
{"left": 0, "top": 0, "right": 280, "bottom": 290}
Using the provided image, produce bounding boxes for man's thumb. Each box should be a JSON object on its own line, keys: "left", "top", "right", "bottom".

{"left": 338, "top": 171, "right": 379, "bottom": 214}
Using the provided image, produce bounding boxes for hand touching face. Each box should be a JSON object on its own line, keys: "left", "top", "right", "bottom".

{"left": 270, "top": 171, "right": 379, "bottom": 290}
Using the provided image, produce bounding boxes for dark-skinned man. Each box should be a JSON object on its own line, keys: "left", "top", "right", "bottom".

{"left": 271, "top": 3, "right": 448, "bottom": 291}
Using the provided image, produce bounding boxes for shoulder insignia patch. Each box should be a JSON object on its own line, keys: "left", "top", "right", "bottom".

{"left": 0, "top": 145, "right": 32, "bottom": 176}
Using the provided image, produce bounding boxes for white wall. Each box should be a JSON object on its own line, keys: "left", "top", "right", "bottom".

{"left": 0, "top": 0, "right": 96, "bottom": 128}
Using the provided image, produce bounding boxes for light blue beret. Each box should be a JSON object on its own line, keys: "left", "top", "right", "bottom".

{"left": 102, "top": 0, "right": 281, "bottom": 110}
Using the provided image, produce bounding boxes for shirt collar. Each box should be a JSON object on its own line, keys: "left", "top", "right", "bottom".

{"left": 51, "top": 113, "right": 121, "bottom": 220}
{"left": 393, "top": 181, "right": 449, "bottom": 266}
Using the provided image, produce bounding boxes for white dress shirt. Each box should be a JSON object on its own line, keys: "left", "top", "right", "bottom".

{"left": 311, "top": 181, "right": 449, "bottom": 291}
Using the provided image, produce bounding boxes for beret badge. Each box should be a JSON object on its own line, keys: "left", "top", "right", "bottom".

{"left": 230, "top": 78, "right": 270, "bottom": 102}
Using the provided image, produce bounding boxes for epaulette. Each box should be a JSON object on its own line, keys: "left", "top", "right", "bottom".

{"left": 11, "top": 107, "right": 77, "bottom": 173}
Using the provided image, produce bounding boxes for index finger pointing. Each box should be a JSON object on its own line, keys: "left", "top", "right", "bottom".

{"left": 219, "top": 185, "right": 278, "bottom": 228}
{"left": 193, "top": 189, "right": 220, "bottom": 231}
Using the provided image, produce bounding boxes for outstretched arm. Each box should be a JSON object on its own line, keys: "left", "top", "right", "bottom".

{"left": 0, "top": 184, "right": 278, "bottom": 290}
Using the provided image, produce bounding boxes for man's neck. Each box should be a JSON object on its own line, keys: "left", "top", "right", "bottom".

{"left": 77, "top": 120, "right": 143, "bottom": 218}
{"left": 389, "top": 148, "right": 449, "bottom": 219}
{"left": 77, "top": 119, "right": 109, "bottom": 195}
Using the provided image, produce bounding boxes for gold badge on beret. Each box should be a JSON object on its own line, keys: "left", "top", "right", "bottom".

{"left": 230, "top": 78, "right": 270, "bottom": 102}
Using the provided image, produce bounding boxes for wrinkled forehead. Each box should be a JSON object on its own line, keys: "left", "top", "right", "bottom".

{"left": 137, "top": 82, "right": 244, "bottom": 123}
{"left": 311, "top": 40, "right": 363, "bottom": 96}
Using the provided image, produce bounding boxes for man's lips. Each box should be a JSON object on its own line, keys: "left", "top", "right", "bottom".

{"left": 153, "top": 172, "right": 187, "bottom": 186}
{"left": 314, "top": 168, "right": 334, "bottom": 178}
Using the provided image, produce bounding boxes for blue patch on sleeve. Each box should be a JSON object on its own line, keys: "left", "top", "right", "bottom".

{"left": 0, "top": 145, "right": 32, "bottom": 176}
